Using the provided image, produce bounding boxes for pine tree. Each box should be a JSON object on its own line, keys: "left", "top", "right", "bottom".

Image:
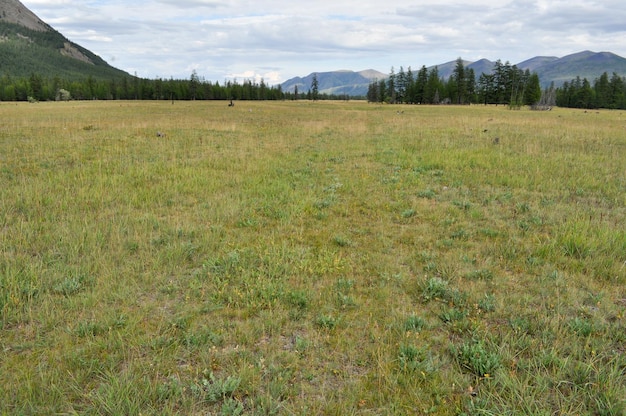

{"left": 311, "top": 73, "right": 319, "bottom": 101}
{"left": 415, "top": 66, "right": 428, "bottom": 104}
{"left": 477, "top": 73, "right": 494, "bottom": 105}
{"left": 387, "top": 67, "right": 396, "bottom": 103}
{"left": 425, "top": 67, "right": 440, "bottom": 104}
{"left": 466, "top": 68, "right": 476, "bottom": 103}
{"left": 189, "top": 70, "right": 200, "bottom": 100}
{"left": 366, "top": 81, "right": 378, "bottom": 103}
{"left": 452, "top": 58, "right": 466, "bottom": 104}
{"left": 608, "top": 73, "right": 625, "bottom": 108}
{"left": 524, "top": 73, "right": 542, "bottom": 106}
{"left": 594, "top": 72, "right": 610, "bottom": 108}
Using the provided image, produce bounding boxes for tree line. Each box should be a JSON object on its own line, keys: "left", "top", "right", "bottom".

{"left": 0, "top": 70, "right": 289, "bottom": 102}
{"left": 0, "top": 70, "right": 354, "bottom": 102}
{"left": 556, "top": 72, "right": 626, "bottom": 109}
{"left": 4, "top": 59, "right": 626, "bottom": 109}
{"left": 368, "top": 58, "right": 626, "bottom": 110}
{"left": 367, "top": 58, "right": 542, "bottom": 108}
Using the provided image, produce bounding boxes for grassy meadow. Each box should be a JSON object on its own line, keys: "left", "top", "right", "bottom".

{"left": 1, "top": 100, "right": 625, "bottom": 415}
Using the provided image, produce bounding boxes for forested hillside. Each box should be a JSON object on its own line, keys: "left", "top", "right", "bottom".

{"left": 0, "top": 21, "right": 128, "bottom": 80}
{"left": 0, "top": 18, "right": 287, "bottom": 101}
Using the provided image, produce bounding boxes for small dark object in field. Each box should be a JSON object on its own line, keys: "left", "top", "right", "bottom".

{"left": 156, "top": 131, "right": 166, "bottom": 138}
{"left": 483, "top": 129, "right": 488, "bottom": 132}
{"left": 493, "top": 137, "right": 500, "bottom": 144}
{"left": 228, "top": 99, "right": 235, "bottom": 107}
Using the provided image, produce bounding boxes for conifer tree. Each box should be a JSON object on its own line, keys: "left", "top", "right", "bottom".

{"left": 311, "top": 73, "right": 319, "bottom": 101}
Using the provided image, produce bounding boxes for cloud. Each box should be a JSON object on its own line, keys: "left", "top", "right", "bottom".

{"left": 23, "top": 0, "right": 626, "bottom": 84}
{"left": 156, "top": 0, "right": 225, "bottom": 8}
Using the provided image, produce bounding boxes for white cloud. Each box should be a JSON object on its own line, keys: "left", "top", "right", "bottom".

{"left": 22, "top": 0, "right": 626, "bottom": 84}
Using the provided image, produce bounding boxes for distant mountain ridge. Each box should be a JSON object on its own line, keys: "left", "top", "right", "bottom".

{"left": 282, "top": 51, "right": 626, "bottom": 96}
{"left": 281, "top": 69, "right": 387, "bottom": 97}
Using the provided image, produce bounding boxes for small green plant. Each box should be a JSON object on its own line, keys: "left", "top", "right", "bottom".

{"left": 285, "top": 290, "right": 309, "bottom": 310}
{"left": 464, "top": 269, "right": 493, "bottom": 281}
{"left": 182, "top": 328, "right": 223, "bottom": 348}
{"left": 315, "top": 315, "right": 338, "bottom": 330}
{"left": 75, "top": 321, "right": 105, "bottom": 337}
{"left": 420, "top": 277, "right": 449, "bottom": 302}
{"left": 236, "top": 217, "right": 258, "bottom": 228}
{"left": 478, "top": 294, "right": 497, "bottom": 313}
{"left": 336, "top": 292, "right": 356, "bottom": 309}
{"left": 568, "top": 317, "right": 594, "bottom": 337}
{"left": 435, "top": 263, "right": 458, "bottom": 281}
{"left": 401, "top": 208, "right": 416, "bottom": 218}
{"left": 192, "top": 372, "right": 241, "bottom": 404}
{"left": 335, "top": 277, "right": 354, "bottom": 294}
{"left": 398, "top": 344, "right": 425, "bottom": 372}
{"left": 294, "top": 336, "right": 310, "bottom": 353}
{"left": 450, "top": 228, "right": 469, "bottom": 240}
{"left": 561, "top": 236, "right": 592, "bottom": 258}
{"left": 417, "top": 189, "right": 436, "bottom": 199}
{"left": 509, "top": 317, "right": 533, "bottom": 334}
{"left": 452, "top": 200, "right": 472, "bottom": 211}
{"left": 332, "top": 235, "right": 353, "bottom": 247}
{"left": 452, "top": 340, "right": 501, "bottom": 377}
{"left": 157, "top": 376, "right": 184, "bottom": 402}
{"left": 403, "top": 314, "right": 425, "bottom": 332}
{"left": 515, "top": 202, "right": 530, "bottom": 214}
{"left": 439, "top": 306, "right": 468, "bottom": 324}
{"left": 221, "top": 398, "right": 245, "bottom": 416}
{"left": 53, "top": 275, "right": 88, "bottom": 297}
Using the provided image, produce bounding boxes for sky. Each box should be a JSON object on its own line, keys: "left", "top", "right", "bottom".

{"left": 23, "top": 0, "right": 626, "bottom": 85}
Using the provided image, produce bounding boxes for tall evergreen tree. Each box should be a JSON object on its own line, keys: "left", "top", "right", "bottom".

{"left": 492, "top": 60, "right": 506, "bottom": 105}
{"left": 594, "top": 72, "right": 610, "bottom": 108}
{"left": 405, "top": 67, "right": 415, "bottom": 103}
{"left": 465, "top": 68, "right": 476, "bottom": 103}
{"left": 609, "top": 73, "right": 625, "bottom": 108}
{"left": 477, "top": 73, "right": 494, "bottom": 105}
{"left": 311, "top": 73, "right": 319, "bottom": 101}
{"left": 366, "top": 81, "right": 379, "bottom": 103}
{"left": 425, "top": 67, "right": 441, "bottom": 104}
{"left": 415, "top": 66, "right": 428, "bottom": 104}
{"left": 524, "top": 73, "right": 542, "bottom": 106}
{"left": 378, "top": 79, "right": 387, "bottom": 103}
{"left": 387, "top": 67, "right": 396, "bottom": 103}
{"left": 452, "top": 58, "right": 466, "bottom": 104}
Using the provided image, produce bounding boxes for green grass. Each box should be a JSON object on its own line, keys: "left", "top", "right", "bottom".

{"left": 1, "top": 100, "right": 625, "bottom": 414}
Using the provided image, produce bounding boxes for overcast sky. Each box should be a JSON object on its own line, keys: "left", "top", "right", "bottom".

{"left": 23, "top": 0, "right": 626, "bottom": 85}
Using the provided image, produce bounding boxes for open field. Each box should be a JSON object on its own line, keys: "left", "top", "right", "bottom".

{"left": 1, "top": 100, "right": 625, "bottom": 415}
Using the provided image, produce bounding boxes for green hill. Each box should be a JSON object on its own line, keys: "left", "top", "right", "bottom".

{"left": 0, "top": 20, "right": 130, "bottom": 81}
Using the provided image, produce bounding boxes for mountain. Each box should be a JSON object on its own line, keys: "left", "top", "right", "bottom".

{"left": 428, "top": 51, "right": 626, "bottom": 88}
{"left": 0, "top": 0, "right": 130, "bottom": 80}
{"left": 281, "top": 69, "right": 386, "bottom": 96}
{"left": 516, "top": 56, "right": 559, "bottom": 72}
{"left": 282, "top": 51, "right": 626, "bottom": 95}
{"left": 0, "top": 0, "right": 50, "bottom": 31}
{"left": 527, "top": 51, "right": 626, "bottom": 87}
{"left": 430, "top": 59, "right": 472, "bottom": 80}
